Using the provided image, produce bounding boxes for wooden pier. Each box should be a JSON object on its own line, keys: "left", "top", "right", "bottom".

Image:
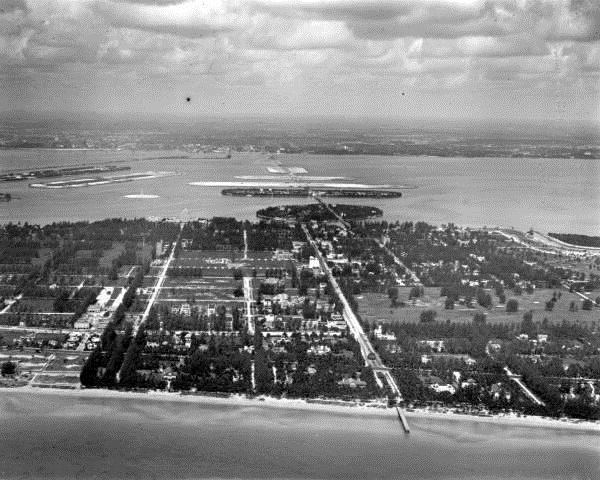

{"left": 395, "top": 406, "right": 411, "bottom": 434}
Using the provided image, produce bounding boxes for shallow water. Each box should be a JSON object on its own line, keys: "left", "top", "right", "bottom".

{"left": 1, "top": 150, "right": 598, "bottom": 235}
{"left": 0, "top": 392, "right": 598, "bottom": 479}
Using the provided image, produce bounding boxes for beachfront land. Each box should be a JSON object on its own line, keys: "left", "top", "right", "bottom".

{"left": 1, "top": 214, "right": 600, "bottom": 423}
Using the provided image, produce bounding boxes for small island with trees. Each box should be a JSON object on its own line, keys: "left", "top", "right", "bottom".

{"left": 256, "top": 204, "right": 383, "bottom": 222}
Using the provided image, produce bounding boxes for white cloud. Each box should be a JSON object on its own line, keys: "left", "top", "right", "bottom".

{"left": 0, "top": 0, "right": 598, "bottom": 118}
{"left": 91, "top": 0, "right": 245, "bottom": 38}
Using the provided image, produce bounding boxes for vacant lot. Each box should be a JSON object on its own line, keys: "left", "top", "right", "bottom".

{"left": 99, "top": 242, "right": 126, "bottom": 269}
{"left": 0, "top": 352, "right": 50, "bottom": 372}
{"left": 358, "top": 287, "right": 600, "bottom": 326}
{"left": 30, "top": 374, "right": 80, "bottom": 386}
{"left": 15, "top": 297, "right": 56, "bottom": 313}
{"left": 173, "top": 250, "right": 297, "bottom": 277}
{"left": 158, "top": 277, "right": 244, "bottom": 305}
{"left": 45, "top": 352, "right": 88, "bottom": 372}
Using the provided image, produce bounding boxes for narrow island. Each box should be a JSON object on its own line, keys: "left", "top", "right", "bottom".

{"left": 222, "top": 187, "right": 402, "bottom": 198}
{"left": 0, "top": 165, "right": 130, "bottom": 182}
{"left": 29, "top": 171, "right": 179, "bottom": 189}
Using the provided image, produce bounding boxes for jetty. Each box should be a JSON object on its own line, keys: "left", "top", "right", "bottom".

{"left": 395, "top": 406, "right": 411, "bottom": 433}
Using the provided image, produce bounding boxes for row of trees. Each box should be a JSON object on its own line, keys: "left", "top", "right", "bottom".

{"left": 80, "top": 322, "right": 133, "bottom": 388}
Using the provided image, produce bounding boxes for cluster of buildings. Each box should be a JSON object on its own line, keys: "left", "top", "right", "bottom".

{"left": 64, "top": 332, "right": 101, "bottom": 351}
{"left": 73, "top": 287, "right": 124, "bottom": 330}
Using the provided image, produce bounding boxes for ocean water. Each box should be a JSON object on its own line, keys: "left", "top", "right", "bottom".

{"left": 0, "top": 392, "right": 598, "bottom": 479}
{"left": 0, "top": 149, "right": 599, "bottom": 235}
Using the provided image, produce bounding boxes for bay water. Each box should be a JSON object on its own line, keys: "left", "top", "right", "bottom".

{"left": 0, "top": 150, "right": 598, "bottom": 235}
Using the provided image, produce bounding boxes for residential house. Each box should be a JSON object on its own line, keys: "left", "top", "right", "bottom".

{"left": 307, "top": 345, "right": 331, "bottom": 356}
{"left": 373, "top": 325, "right": 397, "bottom": 341}
{"left": 337, "top": 376, "right": 367, "bottom": 389}
{"left": 74, "top": 319, "right": 90, "bottom": 330}
{"left": 420, "top": 340, "right": 445, "bottom": 352}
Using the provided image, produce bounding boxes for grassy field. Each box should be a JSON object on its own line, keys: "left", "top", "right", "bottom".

{"left": 358, "top": 287, "right": 600, "bottom": 326}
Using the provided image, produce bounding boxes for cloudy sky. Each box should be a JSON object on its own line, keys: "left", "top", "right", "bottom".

{"left": 1, "top": 0, "right": 599, "bottom": 121}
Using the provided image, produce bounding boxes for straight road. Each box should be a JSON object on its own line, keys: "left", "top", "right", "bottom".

{"left": 243, "top": 276, "right": 255, "bottom": 335}
{"left": 133, "top": 229, "right": 181, "bottom": 335}
{"left": 69, "top": 279, "right": 87, "bottom": 299}
{"left": 301, "top": 224, "right": 404, "bottom": 405}
{"left": 311, "top": 194, "right": 350, "bottom": 230}
{"left": 76, "top": 332, "right": 91, "bottom": 352}
{"left": 376, "top": 240, "right": 422, "bottom": 286}
{"left": 0, "top": 294, "right": 23, "bottom": 315}
{"left": 504, "top": 366, "right": 545, "bottom": 406}
{"left": 0, "top": 325, "right": 78, "bottom": 334}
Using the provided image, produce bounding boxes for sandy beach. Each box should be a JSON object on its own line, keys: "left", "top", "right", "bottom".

{"left": 5, "top": 386, "right": 600, "bottom": 433}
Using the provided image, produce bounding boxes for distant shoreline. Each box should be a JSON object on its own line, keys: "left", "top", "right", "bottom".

{"left": 3, "top": 386, "right": 599, "bottom": 432}
{"left": 0, "top": 146, "right": 597, "bottom": 161}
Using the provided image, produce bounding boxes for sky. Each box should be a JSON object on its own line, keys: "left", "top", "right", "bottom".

{"left": 1, "top": 0, "right": 599, "bottom": 121}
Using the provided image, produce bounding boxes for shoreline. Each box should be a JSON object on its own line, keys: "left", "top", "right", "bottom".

{"left": 1, "top": 147, "right": 594, "bottom": 161}
{"left": 4, "top": 386, "right": 600, "bottom": 432}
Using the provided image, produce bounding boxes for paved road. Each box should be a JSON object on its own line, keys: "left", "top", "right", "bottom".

{"left": 0, "top": 294, "right": 23, "bottom": 315}
{"left": 301, "top": 224, "right": 404, "bottom": 402}
{"left": 504, "top": 366, "right": 545, "bottom": 406}
{"left": 302, "top": 225, "right": 379, "bottom": 364}
{"left": 564, "top": 282, "right": 599, "bottom": 307}
{"left": 243, "top": 276, "right": 255, "bottom": 335}
{"left": 133, "top": 231, "right": 181, "bottom": 335}
{"left": 29, "top": 353, "right": 56, "bottom": 384}
{"left": 311, "top": 194, "right": 350, "bottom": 229}
{"left": 69, "top": 280, "right": 87, "bottom": 299}
{"left": 491, "top": 229, "right": 600, "bottom": 257}
{"left": 0, "top": 325, "right": 78, "bottom": 334}
{"left": 76, "top": 332, "right": 91, "bottom": 352}
{"left": 376, "top": 240, "right": 422, "bottom": 286}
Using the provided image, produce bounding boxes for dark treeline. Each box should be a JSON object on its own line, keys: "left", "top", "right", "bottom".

{"left": 549, "top": 233, "right": 600, "bottom": 248}
{"left": 257, "top": 204, "right": 382, "bottom": 223}
{"left": 80, "top": 321, "right": 134, "bottom": 388}
{"left": 53, "top": 286, "right": 102, "bottom": 317}
{"left": 144, "top": 303, "right": 244, "bottom": 332}
{"left": 179, "top": 219, "right": 302, "bottom": 252}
